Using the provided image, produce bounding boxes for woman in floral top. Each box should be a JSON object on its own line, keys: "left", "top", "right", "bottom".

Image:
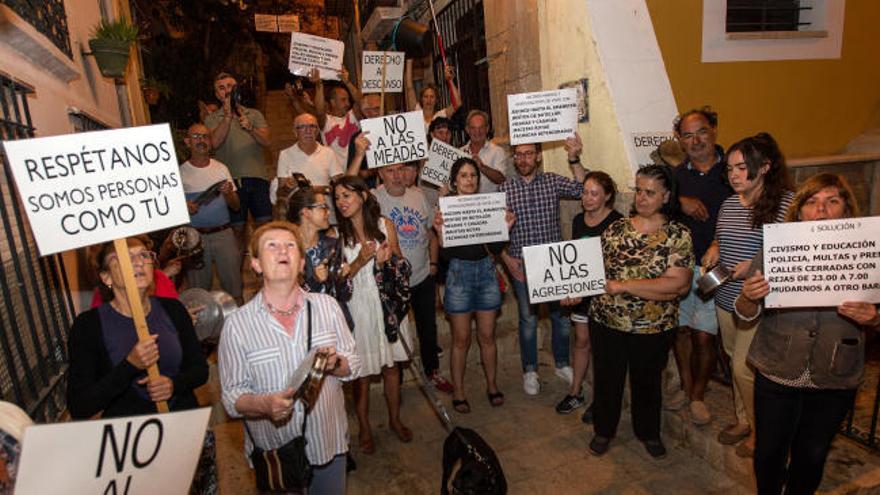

{"left": 588, "top": 164, "right": 694, "bottom": 459}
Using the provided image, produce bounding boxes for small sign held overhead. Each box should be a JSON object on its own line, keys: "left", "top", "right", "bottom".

{"left": 507, "top": 88, "right": 579, "bottom": 145}
{"left": 359, "top": 111, "right": 429, "bottom": 168}
{"left": 288, "top": 32, "right": 344, "bottom": 80}
{"left": 361, "top": 51, "right": 405, "bottom": 93}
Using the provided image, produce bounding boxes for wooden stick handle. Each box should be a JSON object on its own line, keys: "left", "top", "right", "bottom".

{"left": 380, "top": 52, "right": 387, "bottom": 115}
{"left": 113, "top": 239, "right": 170, "bottom": 413}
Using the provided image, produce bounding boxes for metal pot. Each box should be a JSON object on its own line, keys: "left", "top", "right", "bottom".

{"left": 696, "top": 264, "right": 731, "bottom": 295}
{"left": 179, "top": 288, "right": 238, "bottom": 343}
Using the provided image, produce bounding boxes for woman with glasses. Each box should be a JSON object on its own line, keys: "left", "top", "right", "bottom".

{"left": 334, "top": 176, "right": 413, "bottom": 454}
{"left": 287, "top": 185, "right": 354, "bottom": 330}
{"left": 67, "top": 236, "right": 208, "bottom": 418}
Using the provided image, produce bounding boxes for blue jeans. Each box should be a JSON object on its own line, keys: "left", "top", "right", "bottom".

{"left": 511, "top": 276, "right": 571, "bottom": 372}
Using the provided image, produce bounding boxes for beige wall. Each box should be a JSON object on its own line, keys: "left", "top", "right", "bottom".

{"left": 646, "top": 0, "right": 880, "bottom": 157}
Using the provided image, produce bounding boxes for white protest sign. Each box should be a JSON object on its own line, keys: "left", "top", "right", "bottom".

{"left": 421, "top": 139, "right": 470, "bottom": 187}
{"left": 763, "top": 216, "right": 880, "bottom": 308}
{"left": 288, "top": 32, "right": 343, "bottom": 80}
{"left": 254, "top": 13, "right": 278, "bottom": 32}
{"left": 631, "top": 131, "right": 675, "bottom": 168}
{"left": 440, "top": 193, "right": 508, "bottom": 247}
{"left": 1, "top": 124, "right": 189, "bottom": 256}
{"left": 507, "top": 88, "right": 579, "bottom": 145}
{"left": 277, "top": 14, "right": 299, "bottom": 33}
{"left": 15, "top": 408, "right": 210, "bottom": 495}
{"left": 360, "top": 111, "right": 428, "bottom": 168}
{"left": 361, "top": 51, "right": 405, "bottom": 93}
{"left": 523, "top": 238, "right": 606, "bottom": 304}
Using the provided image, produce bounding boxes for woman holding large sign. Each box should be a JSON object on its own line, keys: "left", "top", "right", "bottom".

{"left": 67, "top": 236, "right": 208, "bottom": 418}
{"left": 735, "top": 173, "right": 879, "bottom": 494}
{"left": 333, "top": 176, "right": 414, "bottom": 453}
{"left": 588, "top": 165, "right": 693, "bottom": 458}
{"left": 433, "top": 158, "right": 514, "bottom": 412}
{"left": 703, "top": 132, "right": 793, "bottom": 456}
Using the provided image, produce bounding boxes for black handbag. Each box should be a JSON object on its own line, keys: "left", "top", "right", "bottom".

{"left": 244, "top": 302, "right": 315, "bottom": 492}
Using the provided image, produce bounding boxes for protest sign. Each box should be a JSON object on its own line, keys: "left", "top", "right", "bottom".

{"left": 421, "top": 139, "right": 470, "bottom": 187}
{"left": 440, "top": 193, "right": 508, "bottom": 247}
{"left": 631, "top": 131, "right": 675, "bottom": 169}
{"left": 288, "top": 32, "right": 343, "bottom": 80}
{"left": 359, "top": 111, "right": 428, "bottom": 168}
{"left": 763, "top": 216, "right": 880, "bottom": 308}
{"left": 277, "top": 14, "right": 299, "bottom": 33}
{"left": 507, "top": 88, "right": 578, "bottom": 145}
{"left": 523, "top": 238, "right": 606, "bottom": 304}
{"left": 361, "top": 51, "right": 405, "bottom": 93}
{"left": 1, "top": 124, "right": 189, "bottom": 256}
{"left": 254, "top": 13, "right": 277, "bottom": 32}
{"left": 15, "top": 408, "right": 210, "bottom": 495}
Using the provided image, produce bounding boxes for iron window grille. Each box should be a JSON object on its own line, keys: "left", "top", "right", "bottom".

{"left": 0, "top": 0, "right": 72, "bottom": 58}
{"left": 726, "top": 0, "right": 813, "bottom": 32}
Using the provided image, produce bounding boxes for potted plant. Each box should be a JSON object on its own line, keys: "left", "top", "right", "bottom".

{"left": 140, "top": 77, "right": 171, "bottom": 105}
{"left": 88, "top": 19, "right": 138, "bottom": 79}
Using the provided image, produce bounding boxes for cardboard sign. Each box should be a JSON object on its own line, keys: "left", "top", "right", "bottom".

{"left": 523, "top": 238, "right": 606, "bottom": 303}
{"left": 1, "top": 124, "right": 189, "bottom": 256}
{"left": 440, "top": 193, "right": 508, "bottom": 247}
{"left": 507, "top": 88, "right": 579, "bottom": 145}
{"left": 360, "top": 111, "right": 428, "bottom": 168}
{"left": 421, "top": 139, "right": 470, "bottom": 187}
{"left": 288, "top": 32, "right": 343, "bottom": 80}
{"left": 254, "top": 13, "right": 278, "bottom": 32}
{"left": 763, "top": 216, "right": 880, "bottom": 308}
{"left": 15, "top": 408, "right": 211, "bottom": 495}
{"left": 277, "top": 14, "right": 299, "bottom": 33}
{"left": 361, "top": 51, "right": 405, "bottom": 93}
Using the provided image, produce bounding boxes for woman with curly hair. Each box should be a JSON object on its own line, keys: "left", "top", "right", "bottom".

{"left": 703, "top": 132, "right": 793, "bottom": 456}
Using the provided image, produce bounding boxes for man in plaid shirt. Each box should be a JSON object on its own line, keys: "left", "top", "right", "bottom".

{"left": 500, "top": 134, "right": 588, "bottom": 396}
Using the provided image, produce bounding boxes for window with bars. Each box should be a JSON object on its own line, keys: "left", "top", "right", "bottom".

{"left": 0, "top": 0, "right": 72, "bottom": 58}
{"left": 726, "top": 0, "right": 813, "bottom": 32}
{"left": 0, "top": 75, "right": 76, "bottom": 422}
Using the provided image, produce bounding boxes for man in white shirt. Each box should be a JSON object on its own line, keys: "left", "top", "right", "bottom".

{"left": 273, "top": 113, "right": 344, "bottom": 222}
{"left": 179, "top": 123, "right": 242, "bottom": 302}
{"left": 309, "top": 68, "right": 363, "bottom": 167}
{"left": 461, "top": 110, "right": 508, "bottom": 193}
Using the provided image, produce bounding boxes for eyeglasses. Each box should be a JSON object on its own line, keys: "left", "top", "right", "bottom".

{"left": 307, "top": 203, "right": 329, "bottom": 210}
{"left": 513, "top": 151, "right": 537, "bottom": 160}
{"left": 105, "top": 250, "right": 157, "bottom": 267}
{"left": 295, "top": 124, "right": 319, "bottom": 131}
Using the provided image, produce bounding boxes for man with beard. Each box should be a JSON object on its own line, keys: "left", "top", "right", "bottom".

{"left": 180, "top": 123, "right": 243, "bottom": 303}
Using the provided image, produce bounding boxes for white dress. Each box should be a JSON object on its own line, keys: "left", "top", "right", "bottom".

{"left": 344, "top": 220, "right": 412, "bottom": 377}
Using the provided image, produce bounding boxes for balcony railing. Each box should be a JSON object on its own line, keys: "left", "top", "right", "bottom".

{"left": 0, "top": 0, "right": 72, "bottom": 58}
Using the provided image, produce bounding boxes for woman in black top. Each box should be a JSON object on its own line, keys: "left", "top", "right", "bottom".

{"left": 556, "top": 172, "right": 623, "bottom": 417}
{"left": 67, "top": 236, "right": 208, "bottom": 418}
{"left": 434, "top": 158, "right": 515, "bottom": 413}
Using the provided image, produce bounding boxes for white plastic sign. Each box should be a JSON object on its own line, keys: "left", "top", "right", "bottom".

{"left": 360, "top": 111, "right": 428, "bottom": 168}
{"left": 631, "top": 131, "right": 675, "bottom": 168}
{"left": 507, "top": 88, "right": 579, "bottom": 145}
{"left": 763, "top": 216, "right": 880, "bottom": 308}
{"left": 440, "top": 193, "right": 508, "bottom": 247}
{"left": 522, "top": 238, "right": 606, "bottom": 303}
{"left": 361, "top": 51, "right": 405, "bottom": 93}
{"left": 15, "top": 408, "right": 211, "bottom": 495}
{"left": 420, "top": 139, "right": 470, "bottom": 187}
{"left": 1, "top": 124, "right": 189, "bottom": 256}
{"left": 288, "top": 32, "right": 343, "bottom": 80}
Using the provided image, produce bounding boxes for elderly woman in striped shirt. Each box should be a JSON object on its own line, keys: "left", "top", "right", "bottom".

{"left": 219, "top": 221, "right": 360, "bottom": 495}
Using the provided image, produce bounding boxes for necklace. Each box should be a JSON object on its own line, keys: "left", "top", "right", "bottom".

{"left": 265, "top": 299, "right": 297, "bottom": 316}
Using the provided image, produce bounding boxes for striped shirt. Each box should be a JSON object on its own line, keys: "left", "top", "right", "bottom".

{"left": 218, "top": 291, "right": 360, "bottom": 465}
{"left": 715, "top": 192, "right": 793, "bottom": 311}
{"left": 500, "top": 171, "right": 583, "bottom": 258}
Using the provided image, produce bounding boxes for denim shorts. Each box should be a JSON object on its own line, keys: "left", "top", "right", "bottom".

{"left": 679, "top": 267, "right": 719, "bottom": 335}
{"left": 443, "top": 257, "right": 502, "bottom": 314}
{"left": 231, "top": 177, "right": 273, "bottom": 224}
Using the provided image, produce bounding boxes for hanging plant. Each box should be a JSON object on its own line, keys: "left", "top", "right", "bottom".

{"left": 88, "top": 19, "right": 139, "bottom": 79}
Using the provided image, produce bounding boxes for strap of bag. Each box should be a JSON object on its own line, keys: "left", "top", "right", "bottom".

{"left": 243, "top": 300, "right": 312, "bottom": 447}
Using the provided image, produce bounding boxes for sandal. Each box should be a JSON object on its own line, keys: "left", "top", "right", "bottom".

{"left": 452, "top": 399, "right": 471, "bottom": 414}
{"left": 487, "top": 391, "right": 505, "bottom": 407}
{"left": 390, "top": 423, "right": 413, "bottom": 443}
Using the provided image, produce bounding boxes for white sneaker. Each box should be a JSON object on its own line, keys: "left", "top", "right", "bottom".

{"left": 523, "top": 372, "right": 540, "bottom": 395}
{"left": 554, "top": 366, "right": 574, "bottom": 386}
